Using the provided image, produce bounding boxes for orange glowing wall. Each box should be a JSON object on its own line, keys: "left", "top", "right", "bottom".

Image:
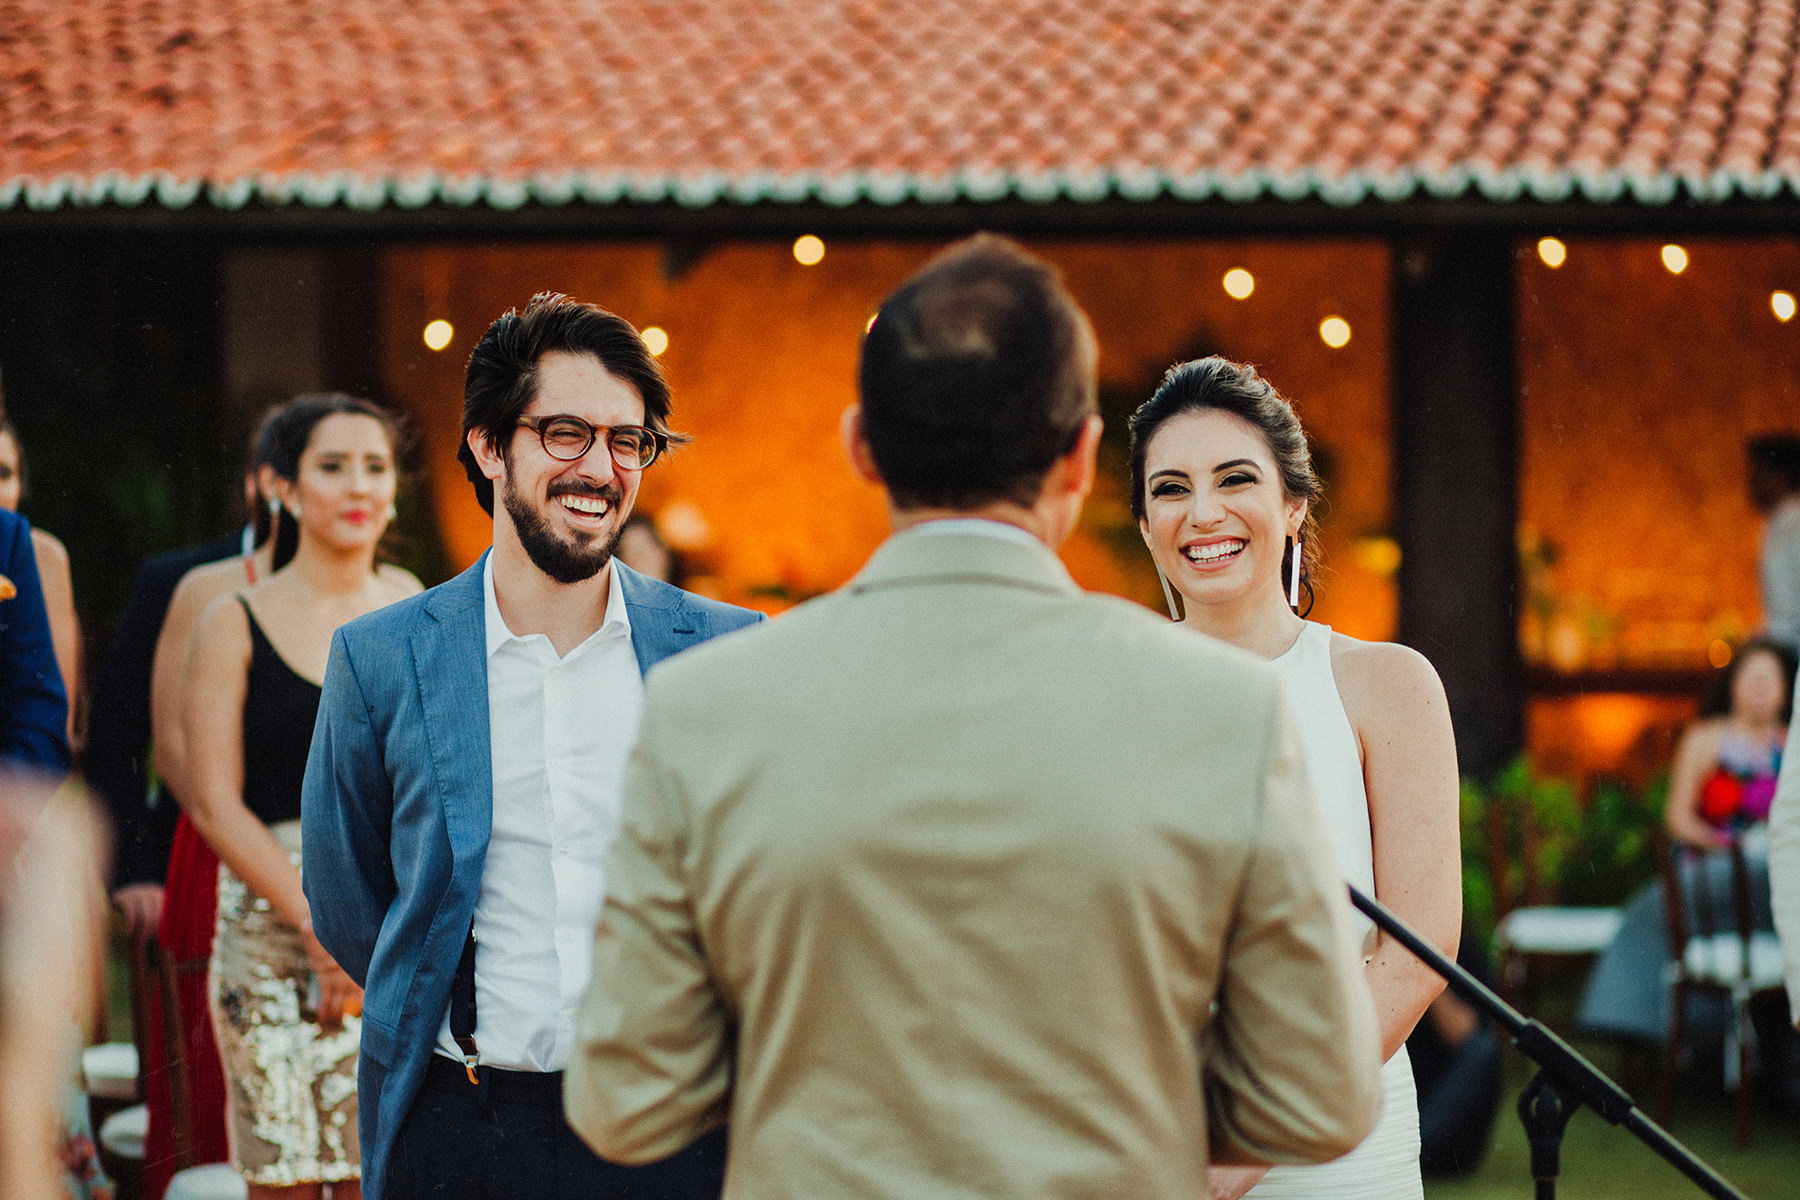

{"left": 378, "top": 238, "right": 1394, "bottom": 633}
{"left": 1517, "top": 236, "right": 1800, "bottom": 670}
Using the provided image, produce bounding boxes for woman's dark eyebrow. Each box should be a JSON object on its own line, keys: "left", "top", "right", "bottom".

{"left": 1147, "top": 469, "right": 1190, "bottom": 483}
{"left": 1212, "top": 458, "right": 1258, "bottom": 474}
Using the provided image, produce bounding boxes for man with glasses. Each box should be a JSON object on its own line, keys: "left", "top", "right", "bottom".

{"left": 302, "top": 293, "right": 761, "bottom": 1200}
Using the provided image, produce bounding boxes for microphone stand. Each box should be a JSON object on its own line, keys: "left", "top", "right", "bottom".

{"left": 1346, "top": 884, "right": 1750, "bottom": 1200}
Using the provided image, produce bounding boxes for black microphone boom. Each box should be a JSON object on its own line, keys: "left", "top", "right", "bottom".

{"left": 1346, "top": 883, "right": 1750, "bottom": 1200}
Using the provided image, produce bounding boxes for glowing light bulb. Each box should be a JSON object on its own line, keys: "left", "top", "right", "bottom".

{"left": 1773, "top": 291, "right": 1796, "bottom": 322}
{"left": 1319, "top": 316, "right": 1351, "bottom": 348}
{"left": 792, "top": 235, "right": 825, "bottom": 266}
{"left": 422, "top": 319, "right": 454, "bottom": 351}
{"left": 641, "top": 326, "right": 669, "bottom": 357}
{"left": 1222, "top": 268, "right": 1255, "bottom": 299}
{"left": 1536, "top": 237, "right": 1567, "bottom": 268}
{"left": 1661, "top": 244, "right": 1689, "bottom": 274}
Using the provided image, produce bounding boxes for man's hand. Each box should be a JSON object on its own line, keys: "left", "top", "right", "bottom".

{"left": 112, "top": 883, "right": 164, "bottom": 939}
{"left": 1208, "top": 1164, "right": 1270, "bottom": 1200}
{"left": 301, "top": 920, "right": 364, "bottom": 1030}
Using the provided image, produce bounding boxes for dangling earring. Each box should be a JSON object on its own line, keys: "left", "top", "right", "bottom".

{"left": 384, "top": 502, "right": 397, "bottom": 523}
{"left": 1155, "top": 565, "right": 1185, "bottom": 623}
{"left": 1286, "top": 536, "right": 1302, "bottom": 611}
{"left": 268, "top": 497, "right": 281, "bottom": 518}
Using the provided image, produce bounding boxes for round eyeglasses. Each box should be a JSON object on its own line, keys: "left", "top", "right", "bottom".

{"left": 515, "top": 416, "right": 666, "bottom": 470}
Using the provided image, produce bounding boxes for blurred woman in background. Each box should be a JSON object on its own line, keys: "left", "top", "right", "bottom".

{"left": 180, "top": 395, "right": 419, "bottom": 1199}
{"left": 1665, "top": 637, "right": 1795, "bottom": 849}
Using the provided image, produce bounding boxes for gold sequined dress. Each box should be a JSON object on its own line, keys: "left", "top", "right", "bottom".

{"left": 207, "top": 603, "right": 359, "bottom": 1186}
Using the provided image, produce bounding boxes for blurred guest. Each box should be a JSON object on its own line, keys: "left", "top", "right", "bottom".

{"left": 1665, "top": 638, "right": 1794, "bottom": 850}
{"left": 182, "top": 395, "right": 419, "bottom": 1198}
{"left": 0, "top": 420, "right": 81, "bottom": 752}
{"left": 1749, "top": 433, "right": 1800, "bottom": 650}
{"left": 615, "top": 511, "right": 682, "bottom": 585}
{"left": 0, "top": 505, "right": 68, "bottom": 774}
{"left": 94, "top": 409, "right": 285, "bottom": 1200}
{"left": 0, "top": 777, "right": 112, "bottom": 1200}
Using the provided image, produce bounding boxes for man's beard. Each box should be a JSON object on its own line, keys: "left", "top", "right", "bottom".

{"left": 502, "top": 471, "right": 625, "bottom": 585}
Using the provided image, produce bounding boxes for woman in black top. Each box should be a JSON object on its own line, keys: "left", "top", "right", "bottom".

{"left": 182, "top": 395, "right": 420, "bottom": 1200}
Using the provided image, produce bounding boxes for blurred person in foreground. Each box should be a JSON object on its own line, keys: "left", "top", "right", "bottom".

{"left": 1763, "top": 641, "right": 1800, "bottom": 1032}
{"left": 0, "top": 420, "right": 81, "bottom": 753}
{"left": 1749, "top": 433, "right": 1800, "bottom": 651}
{"left": 0, "top": 776, "right": 112, "bottom": 1200}
{"left": 182, "top": 395, "right": 422, "bottom": 1198}
{"left": 1130, "top": 358, "right": 1459, "bottom": 1200}
{"left": 615, "top": 511, "right": 682, "bottom": 585}
{"left": 565, "top": 235, "right": 1382, "bottom": 1198}
{"left": 302, "top": 295, "right": 759, "bottom": 1200}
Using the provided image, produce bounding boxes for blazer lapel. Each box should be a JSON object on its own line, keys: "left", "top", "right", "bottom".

{"left": 414, "top": 557, "right": 493, "bottom": 878}
{"left": 617, "top": 560, "right": 701, "bottom": 676}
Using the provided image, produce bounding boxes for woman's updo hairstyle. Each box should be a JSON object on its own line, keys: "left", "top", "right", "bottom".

{"left": 1698, "top": 636, "right": 1797, "bottom": 723}
{"left": 264, "top": 393, "right": 402, "bottom": 572}
{"left": 1128, "top": 357, "right": 1323, "bottom": 611}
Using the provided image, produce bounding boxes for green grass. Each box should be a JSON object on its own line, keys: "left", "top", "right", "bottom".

{"left": 1427, "top": 1046, "right": 1800, "bottom": 1200}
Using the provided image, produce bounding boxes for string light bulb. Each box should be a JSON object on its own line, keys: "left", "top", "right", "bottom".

{"left": 1319, "top": 316, "right": 1352, "bottom": 348}
{"left": 1222, "top": 268, "right": 1255, "bottom": 299}
{"left": 641, "top": 326, "right": 669, "bottom": 356}
{"left": 422, "top": 320, "right": 454, "bottom": 351}
{"left": 1660, "top": 244, "right": 1689, "bottom": 274}
{"left": 792, "top": 235, "right": 825, "bottom": 266}
{"left": 1773, "top": 291, "right": 1796, "bottom": 322}
{"left": 1536, "top": 237, "right": 1567, "bottom": 268}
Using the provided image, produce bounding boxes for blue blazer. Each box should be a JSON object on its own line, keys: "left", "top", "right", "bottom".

{"left": 301, "top": 554, "right": 763, "bottom": 1200}
{"left": 0, "top": 509, "right": 69, "bottom": 773}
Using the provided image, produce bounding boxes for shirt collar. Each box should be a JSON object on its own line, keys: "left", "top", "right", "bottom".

{"left": 483, "top": 552, "right": 632, "bottom": 660}
{"left": 902, "top": 517, "right": 1041, "bottom": 549}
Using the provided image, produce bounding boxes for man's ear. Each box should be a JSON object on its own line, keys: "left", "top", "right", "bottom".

{"left": 840, "top": 405, "right": 884, "bottom": 486}
{"left": 1057, "top": 413, "right": 1105, "bottom": 501}
{"left": 466, "top": 427, "right": 507, "bottom": 483}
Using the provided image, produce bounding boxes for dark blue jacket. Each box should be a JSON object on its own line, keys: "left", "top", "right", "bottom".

{"left": 0, "top": 508, "right": 70, "bottom": 772}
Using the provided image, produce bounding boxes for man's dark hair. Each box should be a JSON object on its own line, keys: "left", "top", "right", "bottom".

{"left": 458, "top": 293, "right": 681, "bottom": 515}
{"left": 1748, "top": 432, "right": 1800, "bottom": 492}
{"left": 857, "top": 235, "right": 1097, "bottom": 510}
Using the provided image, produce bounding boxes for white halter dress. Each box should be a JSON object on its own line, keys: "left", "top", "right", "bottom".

{"left": 1248, "top": 621, "right": 1423, "bottom": 1200}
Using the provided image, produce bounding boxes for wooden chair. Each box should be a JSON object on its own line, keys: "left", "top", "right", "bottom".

{"left": 1655, "top": 833, "right": 1786, "bottom": 1144}
{"left": 1488, "top": 787, "right": 1624, "bottom": 1011}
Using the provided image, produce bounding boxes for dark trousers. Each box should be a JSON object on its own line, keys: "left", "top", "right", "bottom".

{"left": 387, "top": 1057, "right": 727, "bottom": 1200}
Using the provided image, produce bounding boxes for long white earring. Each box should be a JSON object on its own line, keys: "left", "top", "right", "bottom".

{"left": 1287, "top": 536, "right": 1302, "bottom": 611}
{"left": 384, "top": 502, "right": 397, "bottom": 522}
{"left": 1155, "top": 565, "right": 1184, "bottom": 622}
{"left": 268, "top": 497, "right": 281, "bottom": 517}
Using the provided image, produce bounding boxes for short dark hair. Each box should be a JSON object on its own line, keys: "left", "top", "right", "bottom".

{"left": 265, "top": 393, "right": 403, "bottom": 571}
{"left": 857, "top": 235, "right": 1097, "bottom": 510}
{"left": 1129, "top": 357, "right": 1323, "bottom": 603}
{"left": 458, "top": 293, "right": 681, "bottom": 516}
{"left": 1748, "top": 433, "right": 1800, "bottom": 492}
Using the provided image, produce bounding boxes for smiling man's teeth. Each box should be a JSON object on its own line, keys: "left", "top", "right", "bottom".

{"left": 1184, "top": 539, "right": 1245, "bottom": 563}
{"left": 561, "top": 495, "right": 609, "bottom": 515}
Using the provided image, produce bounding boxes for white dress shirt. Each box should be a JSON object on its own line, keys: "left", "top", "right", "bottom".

{"left": 435, "top": 557, "right": 644, "bottom": 1071}
{"left": 1762, "top": 494, "right": 1800, "bottom": 647}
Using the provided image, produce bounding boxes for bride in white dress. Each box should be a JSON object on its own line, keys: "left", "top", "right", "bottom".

{"left": 1129, "top": 358, "right": 1462, "bottom": 1200}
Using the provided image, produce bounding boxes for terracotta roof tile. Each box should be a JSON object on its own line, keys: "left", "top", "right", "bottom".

{"left": 7, "top": 0, "right": 1800, "bottom": 212}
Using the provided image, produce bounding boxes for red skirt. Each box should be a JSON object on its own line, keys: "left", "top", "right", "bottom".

{"left": 143, "top": 813, "right": 230, "bottom": 1199}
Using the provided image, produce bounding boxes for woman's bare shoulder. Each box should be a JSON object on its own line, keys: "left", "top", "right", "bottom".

{"left": 1328, "top": 632, "right": 1444, "bottom": 699}
{"left": 376, "top": 562, "right": 425, "bottom": 598}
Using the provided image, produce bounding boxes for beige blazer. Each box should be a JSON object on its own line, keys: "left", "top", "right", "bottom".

{"left": 567, "top": 529, "right": 1382, "bottom": 1199}
{"left": 1770, "top": 666, "right": 1800, "bottom": 1022}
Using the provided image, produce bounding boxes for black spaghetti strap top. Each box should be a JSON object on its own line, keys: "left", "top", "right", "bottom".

{"left": 238, "top": 597, "right": 323, "bottom": 827}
